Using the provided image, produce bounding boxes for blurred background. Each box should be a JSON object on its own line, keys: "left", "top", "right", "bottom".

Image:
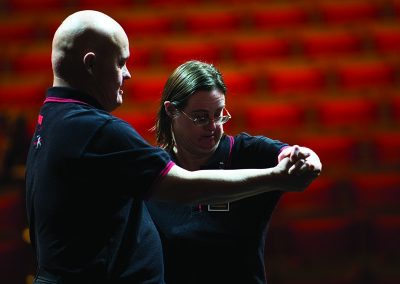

{"left": 0, "top": 0, "right": 399, "bottom": 283}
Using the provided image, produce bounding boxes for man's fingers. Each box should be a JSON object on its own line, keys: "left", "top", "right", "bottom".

{"left": 289, "top": 146, "right": 300, "bottom": 162}
{"left": 288, "top": 159, "right": 320, "bottom": 175}
{"left": 288, "top": 159, "right": 305, "bottom": 174}
{"left": 290, "top": 146, "right": 310, "bottom": 162}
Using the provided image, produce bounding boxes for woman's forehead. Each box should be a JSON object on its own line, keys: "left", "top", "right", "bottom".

{"left": 187, "top": 90, "right": 225, "bottom": 109}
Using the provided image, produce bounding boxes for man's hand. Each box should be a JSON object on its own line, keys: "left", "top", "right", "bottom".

{"left": 272, "top": 145, "right": 322, "bottom": 193}
{"left": 278, "top": 145, "right": 322, "bottom": 176}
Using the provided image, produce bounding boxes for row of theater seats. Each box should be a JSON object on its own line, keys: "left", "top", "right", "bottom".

{"left": 1, "top": 0, "right": 400, "bottom": 21}
{"left": 116, "top": 96, "right": 400, "bottom": 151}
{"left": 0, "top": 184, "right": 32, "bottom": 284}
{"left": 276, "top": 173, "right": 400, "bottom": 217}
{"left": 122, "top": 62, "right": 399, "bottom": 102}
{"left": 2, "top": 1, "right": 400, "bottom": 42}
{"left": 267, "top": 215, "right": 400, "bottom": 283}
{"left": 2, "top": 21, "right": 400, "bottom": 72}
{"left": 1, "top": 60, "right": 399, "bottom": 105}
{"left": 4, "top": 33, "right": 400, "bottom": 74}
{"left": 265, "top": 163, "right": 400, "bottom": 283}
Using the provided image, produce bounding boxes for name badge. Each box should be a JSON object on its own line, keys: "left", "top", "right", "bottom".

{"left": 208, "top": 203, "right": 230, "bottom": 212}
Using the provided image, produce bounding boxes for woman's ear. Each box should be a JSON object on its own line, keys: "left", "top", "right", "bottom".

{"left": 164, "top": 101, "right": 178, "bottom": 117}
{"left": 83, "top": 52, "right": 96, "bottom": 75}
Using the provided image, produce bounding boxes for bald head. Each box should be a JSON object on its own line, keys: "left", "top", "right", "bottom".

{"left": 51, "top": 10, "right": 131, "bottom": 111}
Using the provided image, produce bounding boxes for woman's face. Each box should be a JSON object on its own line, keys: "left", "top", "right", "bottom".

{"left": 171, "top": 89, "right": 226, "bottom": 157}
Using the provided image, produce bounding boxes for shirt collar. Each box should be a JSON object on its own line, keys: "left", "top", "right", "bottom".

{"left": 45, "top": 87, "right": 105, "bottom": 110}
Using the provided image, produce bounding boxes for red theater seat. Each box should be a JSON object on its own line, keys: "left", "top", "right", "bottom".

{"left": 371, "top": 132, "right": 400, "bottom": 167}
{"left": 391, "top": 95, "right": 400, "bottom": 123}
{"left": 245, "top": 102, "right": 306, "bottom": 134}
{"left": 288, "top": 217, "right": 358, "bottom": 258}
{"left": 183, "top": 10, "right": 241, "bottom": 34}
{"left": 77, "top": 0, "right": 133, "bottom": 9}
{"left": 12, "top": 45, "right": 52, "bottom": 75}
{"left": 317, "top": 1, "right": 381, "bottom": 24}
{"left": 370, "top": 26, "right": 400, "bottom": 55}
{"left": 316, "top": 97, "right": 379, "bottom": 129}
{"left": 266, "top": 64, "right": 327, "bottom": 95}
{"left": 367, "top": 215, "right": 400, "bottom": 282}
{"left": 0, "top": 238, "right": 28, "bottom": 284}
{"left": 0, "top": 190, "right": 24, "bottom": 227}
{"left": 281, "top": 276, "right": 362, "bottom": 284}
{"left": 216, "top": 0, "right": 263, "bottom": 3}
{"left": 128, "top": 45, "right": 154, "bottom": 69}
{"left": 231, "top": 36, "right": 292, "bottom": 63}
{"left": 125, "top": 74, "right": 167, "bottom": 103}
{"left": 7, "top": 0, "right": 63, "bottom": 11}
{"left": 298, "top": 29, "right": 363, "bottom": 58}
{"left": 161, "top": 41, "right": 222, "bottom": 68}
{"left": 297, "top": 135, "right": 360, "bottom": 170}
{"left": 0, "top": 18, "right": 36, "bottom": 42}
{"left": 352, "top": 173, "right": 400, "bottom": 214}
{"left": 278, "top": 177, "right": 342, "bottom": 217}
{"left": 252, "top": 3, "right": 311, "bottom": 30}
{"left": 118, "top": 15, "right": 174, "bottom": 39}
{"left": 370, "top": 216, "right": 400, "bottom": 257}
{"left": 0, "top": 79, "right": 47, "bottom": 107}
{"left": 389, "top": 0, "right": 400, "bottom": 18}
{"left": 334, "top": 61, "right": 396, "bottom": 91}
{"left": 222, "top": 71, "right": 257, "bottom": 97}
{"left": 148, "top": 0, "right": 201, "bottom": 6}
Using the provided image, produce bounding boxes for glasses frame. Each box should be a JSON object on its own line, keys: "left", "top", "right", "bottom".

{"left": 178, "top": 107, "right": 232, "bottom": 127}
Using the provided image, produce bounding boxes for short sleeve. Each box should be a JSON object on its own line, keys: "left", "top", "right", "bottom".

{"left": 73, "top": 118, "right": 172, "bottom": 198}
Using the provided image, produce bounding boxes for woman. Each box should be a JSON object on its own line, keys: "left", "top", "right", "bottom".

{"left": 146, "top": 60, "right": 321, "bottom": 284}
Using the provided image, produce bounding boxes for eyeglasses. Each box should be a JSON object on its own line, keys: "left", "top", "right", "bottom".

{"left": 178, "top": 107, "right": 231, "bottom": 127}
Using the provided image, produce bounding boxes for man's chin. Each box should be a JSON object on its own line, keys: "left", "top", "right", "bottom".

{"left": 107, "top": 100, "right": 122, "bottom": 112}
{"left": 114, "top": 95, "right": 123, "bottom": 108}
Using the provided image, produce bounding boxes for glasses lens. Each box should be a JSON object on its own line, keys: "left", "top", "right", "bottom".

{"left": 187, "top": 109, "right": 231, "bottom": 126}
{"left": 194, "top": 117, "right": 210, "bottom": 126}
{"left": 195, "top": 115, "right": 230, "bottom": 126}
{"left": 219, "top": 115, "right": 231, "bottom": 124}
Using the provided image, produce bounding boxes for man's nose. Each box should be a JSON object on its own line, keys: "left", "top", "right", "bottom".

{"left": 123, "top": 66, "right": 131, "bottom": 79}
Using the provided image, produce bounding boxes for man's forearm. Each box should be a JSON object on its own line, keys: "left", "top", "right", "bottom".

{"left": 150, "top": 157, "right": 310, "bottom": 204}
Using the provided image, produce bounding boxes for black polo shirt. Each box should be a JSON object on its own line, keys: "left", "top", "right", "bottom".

{"left": 146, "top": 133, "right": 288, "bottom": 284}
{"left": 25, "top": 87, "right": 173, "bottom": 283}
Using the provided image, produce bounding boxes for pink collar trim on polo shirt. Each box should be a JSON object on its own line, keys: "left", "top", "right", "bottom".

{"left": 44, "top": 97, "right": 90, "bottom": 105}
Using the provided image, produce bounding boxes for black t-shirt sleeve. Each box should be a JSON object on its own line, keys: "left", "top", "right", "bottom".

{"left": 232, "top": 132, "right": 289, "bottom": 168}
{"left": 75, "top": 118, "right": 172, "bottom": 198}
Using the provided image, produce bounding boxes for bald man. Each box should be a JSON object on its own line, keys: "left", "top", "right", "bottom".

{"left": 25, "top": 10, "right": 321, "bottom": 284}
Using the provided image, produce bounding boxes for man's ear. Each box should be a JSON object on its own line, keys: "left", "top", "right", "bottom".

{"left": 83, "top": 52, "right": 96, "bottom": 74}
{"left": 164, "top": 101, "right": 178, "bottom": 117}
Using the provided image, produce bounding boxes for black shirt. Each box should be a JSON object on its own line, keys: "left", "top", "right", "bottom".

{"left": 147, "top": 133, "right": 288, "bottom": 284}
{"left": 25, "top": 87, "right": 173, "bottom": 283}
